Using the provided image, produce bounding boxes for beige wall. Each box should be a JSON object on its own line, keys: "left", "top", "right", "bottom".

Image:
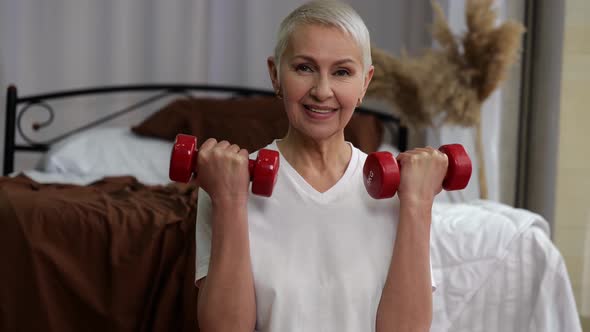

{"left": 554, "top": 0, "right": 590, "bottom": 328}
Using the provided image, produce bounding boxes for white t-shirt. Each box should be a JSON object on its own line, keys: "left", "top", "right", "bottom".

{"left": 195, "top": 140, "right": 436, "bottom": 332}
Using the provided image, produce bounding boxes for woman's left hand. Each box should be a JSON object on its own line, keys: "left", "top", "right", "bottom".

{"left": 396, "top": 147, "right": 449, "bottom": 205}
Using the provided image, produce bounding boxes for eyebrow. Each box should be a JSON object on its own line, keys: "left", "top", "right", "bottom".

{"left": 291, "top": 55, "right": 358, "bottom": 66}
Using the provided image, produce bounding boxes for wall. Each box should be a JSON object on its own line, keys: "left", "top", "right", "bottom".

{"left": 554, "top": 0, "right": 590, "bottom": 328}
{"left": 524, "top": 0, "right": 564, "bottom": 232}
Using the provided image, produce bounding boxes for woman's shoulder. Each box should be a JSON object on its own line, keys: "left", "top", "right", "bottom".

{"left": 348, "top": 142, "right": 368, "bottom": 164}
{"left": 356, "top": 143, "right": 401, "bottom": 160}
{"left": 249, "top": 140, "right": 279, "bottom": 159}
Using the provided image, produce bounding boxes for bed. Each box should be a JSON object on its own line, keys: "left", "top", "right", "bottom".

{"left": 0, "top": 84, "right": 582, "bottom": 332}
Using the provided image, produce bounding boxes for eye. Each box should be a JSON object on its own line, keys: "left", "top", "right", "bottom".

{"left": 334, "top": 69, "right": 351, "bottom": 77}
{"left": 295, "top": 64, "right": 313, "bottom": 73}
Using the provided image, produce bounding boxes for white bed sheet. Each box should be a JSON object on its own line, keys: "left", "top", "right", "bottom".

{"left": 431, "top": 200, "right": 582, "bottom": 332}
{"left": 10, "top": 127, "right": 173, "bottom": 185}
{"left": 32, "top": 127, "right": 172, "bottom": 185}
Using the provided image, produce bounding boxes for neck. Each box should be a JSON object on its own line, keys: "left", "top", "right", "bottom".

{"left": 277, "top": 128, "right": 351, "bottom": 179}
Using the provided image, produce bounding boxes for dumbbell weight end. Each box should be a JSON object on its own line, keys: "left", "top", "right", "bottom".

{"left": 169, "top": 134, "right": 198, "bottom": 183}
{"left": 363, "top": 151, "right": 400, "bottom": 199}
{"left": 439, "top": 144, "right": 472, "bottom": 191}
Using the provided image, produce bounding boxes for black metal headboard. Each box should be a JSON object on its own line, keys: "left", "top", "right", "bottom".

{"left": 3, "top": 84, "right": 407, "bottom": 176}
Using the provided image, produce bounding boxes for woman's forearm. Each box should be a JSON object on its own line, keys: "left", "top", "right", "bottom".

{"left": 376, "top": 200, "right": 433, "bottom": 332}
{"left": 197, "top": 202, "right": 256, "bottom": 332}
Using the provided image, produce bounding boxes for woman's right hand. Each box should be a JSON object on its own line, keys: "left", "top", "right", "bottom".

{"left": 196, "top": 138, "right": 251, "bottom": 206}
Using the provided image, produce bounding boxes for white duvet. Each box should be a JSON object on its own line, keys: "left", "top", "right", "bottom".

{"left": 431, "top": 200, "right": 582, "bottom": 332}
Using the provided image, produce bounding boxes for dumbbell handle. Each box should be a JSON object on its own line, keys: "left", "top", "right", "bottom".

{"left": 178, "top": 146, "right": 258, "bottom": 180}
{"left": 396, "top": 144, "right": 471, "bottom": 191}
{"left": 169, "top": 134, "right": 280, "bottom": 197}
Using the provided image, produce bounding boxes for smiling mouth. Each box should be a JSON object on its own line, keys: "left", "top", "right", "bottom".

{"left": 304, "top": 105, "right": 337, "bottom": 113}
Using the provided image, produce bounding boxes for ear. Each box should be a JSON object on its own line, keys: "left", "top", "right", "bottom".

{"left": 267, "top": 56, "right": 280, "bottom": 92}
{"left": 360, "top": 65, "right": 375, "bottom": 99}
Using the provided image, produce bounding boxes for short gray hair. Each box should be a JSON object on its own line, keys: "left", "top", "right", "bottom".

{"left": 273, "top": 0, "right": 372, "bottom": 74}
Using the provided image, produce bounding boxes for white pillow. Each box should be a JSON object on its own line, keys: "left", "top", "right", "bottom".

{"left": 41, "top": 127, "right": 173, "bottom": 185}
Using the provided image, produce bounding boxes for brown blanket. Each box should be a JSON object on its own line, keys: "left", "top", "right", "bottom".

{"left": 0, "top": 175, "right": 200, "bottom": 332}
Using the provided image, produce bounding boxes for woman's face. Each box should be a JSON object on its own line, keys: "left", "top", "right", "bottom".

{"left": 268, "top": 24, "right": 374, "bottom": 142}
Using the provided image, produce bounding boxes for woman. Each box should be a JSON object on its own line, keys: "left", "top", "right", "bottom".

{"left": 194, "top": 1, "right": 447, "bottom": 331}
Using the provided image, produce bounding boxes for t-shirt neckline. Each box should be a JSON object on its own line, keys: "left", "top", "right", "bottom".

{"left": 267, "top": 139, "right": 359, "bottom": 204}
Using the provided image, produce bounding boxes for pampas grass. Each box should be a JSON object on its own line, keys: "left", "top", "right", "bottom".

{"left": 367, "top": 0, "right": 525, "bottom": 199}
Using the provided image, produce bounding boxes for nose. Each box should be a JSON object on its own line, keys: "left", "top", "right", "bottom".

{"left": 310, "top": 75, "right": 334, "bottom": 101}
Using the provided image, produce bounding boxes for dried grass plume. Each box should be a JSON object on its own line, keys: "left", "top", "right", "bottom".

{"left": 367, "top": 0, "right": 525, "bottom": 129}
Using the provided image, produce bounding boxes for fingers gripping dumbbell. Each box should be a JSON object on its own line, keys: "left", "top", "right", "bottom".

{"left": 169, "top": 134, "right": 280, "bottom": 197}
{"left": 362, "top": 144, "right": 472, "bottom": 199}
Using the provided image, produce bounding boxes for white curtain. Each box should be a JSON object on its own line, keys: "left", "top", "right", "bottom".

{"left": 0, "top": 0, "right": 434, "bottom": 171}
{"left": 0, "top": 0, "right": 431, "bottom": 95}
{"left": 1, "top": 0, "right": 523, "bottom": 207}
{"left": 0, "top": 0, "right": 211, "bottom": 169}
{"left": 0, "top": 0, "right": 209, "bottom": 90}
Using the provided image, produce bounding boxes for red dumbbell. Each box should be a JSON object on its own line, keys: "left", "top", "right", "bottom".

{"left": 169, "top": 134, "right": 280, "bottom": 197}
{"left": 363, "top": 144, "right": 472, "bottom": 199}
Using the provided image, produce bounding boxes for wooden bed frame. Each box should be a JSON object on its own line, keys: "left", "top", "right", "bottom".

{"left": 3, "top": 84, "right": 407, "bottom": 176}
